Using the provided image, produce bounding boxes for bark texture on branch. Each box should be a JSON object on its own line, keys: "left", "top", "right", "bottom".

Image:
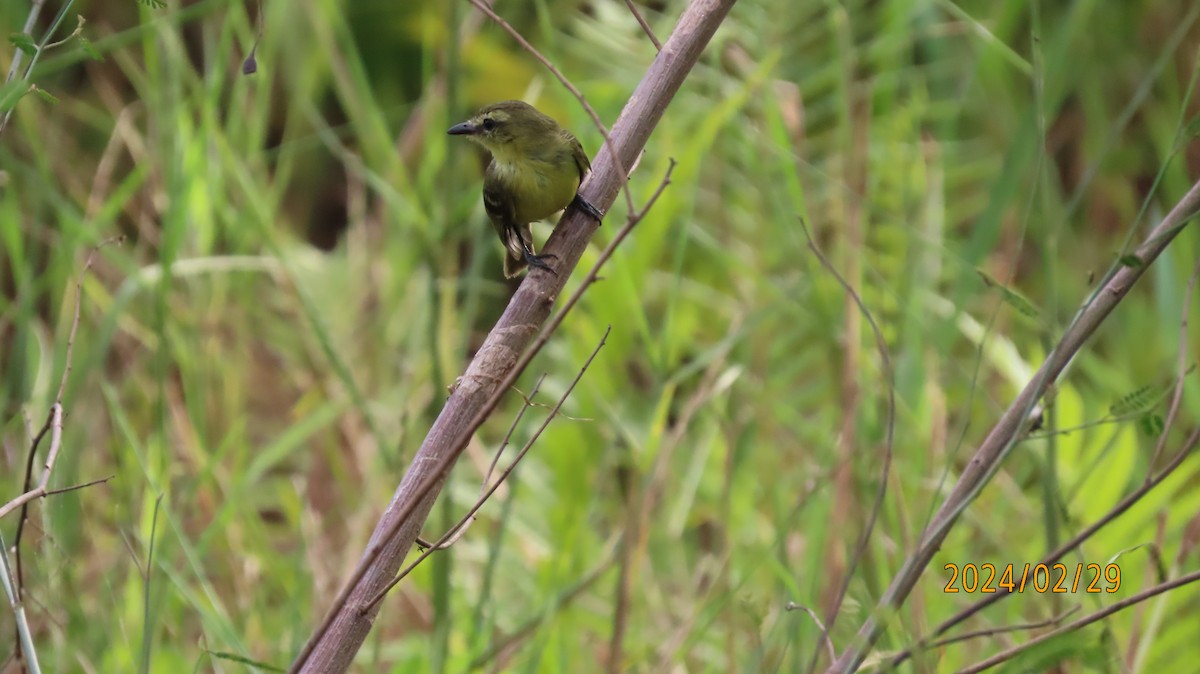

{"left": 295, "top": 0, "right": 737, "bottom": 671}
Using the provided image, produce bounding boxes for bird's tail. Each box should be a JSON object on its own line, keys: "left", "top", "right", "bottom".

{"left": 502, "top": 223, "right": 534, "bottom": 278}
{"left": 503, "top": 251, "right": 527, "bottom": 278}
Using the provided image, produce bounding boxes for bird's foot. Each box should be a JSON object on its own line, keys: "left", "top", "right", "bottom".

{"left": 524, "top": 250, "right": 558, "bottom": 276}
{"left": 573, "top": 194, "right": 605, "bottom": 223}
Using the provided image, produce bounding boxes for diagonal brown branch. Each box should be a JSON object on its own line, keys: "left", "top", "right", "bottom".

{"left": 956, "top": 569, "right": 1200, "bottom": 674}
{"left": 827, "top": 177, "right": 1200, "bottom": 673}
{"left": 888, "top": 424, "right": 1200, "bottom": 668}
{"left": 289, "top": 0, "right": 731, "bottom": 667}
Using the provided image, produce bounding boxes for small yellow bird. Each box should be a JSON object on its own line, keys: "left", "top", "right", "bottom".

{"left": 448, "top": 100, "right": 603, "bottom": 278}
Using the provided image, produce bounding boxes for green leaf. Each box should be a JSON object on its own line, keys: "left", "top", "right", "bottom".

{"left": 31, "top": 85, "right": 59, "bottom": 105}
{"left": 1140, "top": 413, "right": 1165, "bottom": 437}
{"left": 1112, "top": 365, "right": 1197, "bottom": 418}
{"left": 1118, "top": 254, "right": 1144, "bottom": 268}
{"left": 1174, "top": 114, "right": 1200, "bottom": 153}
{"left": 137, "top": 0, "right": 167, "bottom": 8}
{"left": 976, "top": 269, "right": 1041, "bottom": 319}
{"left": 206, "top": 651, "right": 285, "bottom": 672}
{"left": 8, "top": 32, "right": 37, "bottom": 56}
{"left": 0, "top": 81, "right": 31, "bottom": 113}
{"left": 1187, "top": 115, "right": 1200, "bottom": 138}
{"left": 78, "top": 36, "right": 103, "bottom": 61}
{"left": 1110, "top": 383, "right": 1161, "bottom": 417}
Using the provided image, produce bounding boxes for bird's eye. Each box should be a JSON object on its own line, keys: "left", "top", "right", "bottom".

{"left": 481, "top": 118, "right": 496, "bottom": 131}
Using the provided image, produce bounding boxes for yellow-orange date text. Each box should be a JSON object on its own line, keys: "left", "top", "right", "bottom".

{"left": 943, "top": 563, "right": 1121, "bottom": 594}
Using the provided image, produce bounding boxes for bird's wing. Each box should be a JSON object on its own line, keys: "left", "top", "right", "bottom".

{"left": 569, "top": 134, "right": 591, "bottom": 182}
{"left": 483, "top": 180, "right": 532, "bottom": 260}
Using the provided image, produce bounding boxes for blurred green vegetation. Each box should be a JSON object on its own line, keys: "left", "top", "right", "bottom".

{"left": 2, "top": 0, "right": 1200, "bottom": 671}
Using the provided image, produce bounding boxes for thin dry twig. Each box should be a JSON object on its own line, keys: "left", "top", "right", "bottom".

{"left": 907, "top": 606, "right": 1080, "bottom": 657}
{"left": 3, "top": 237, "right": 119, "bottom": 669}
{"left": 483, "top": 378, "right": 547, "bottom": 489}
{"left": 1147, "top": 257, "right": 1200, "bottom": 471}
{"left": 890, "top": 425, "right": 1200, "bottom": 667}
{"left": 799, "top": 218, "right": 895, "bottom": 673}
{"left": 8, "top": 239, "right": 115, "bottom": 519}
{"left": 785, "top": 603, "right": 837, "bottom": 664}
{"left": 827, "top": 178, "right": 1200, "bottom": 673}
{"left": 0, "top": 406, "right": 62, "bottom": 522}
{"left": 622, "top": 0, "right": 663, "bottom": 50}
{"left": 1025, "top": 394, "right": 1192, "bottom": 441}
{"left": 7, "top": 240, "right": 117, "bottom": 518}
{"left": 956, "top": 569, "right": 1200, "bottom": 674}
{"left": 512, "top": 385, "right": 594, "bottom": 421}
{"left": 363, "top": 328, "right": 609, "bottom": 609}
{"left": 418, "top": 374, "right": 549, "bottom": 552}
{"left": 43, "top": 475, "right": 115, "bottom": 497}
{"left": 466, "top": 553, "right": 617, "bottom": 670}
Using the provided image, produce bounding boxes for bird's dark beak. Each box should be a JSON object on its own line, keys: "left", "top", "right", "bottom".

{"left": 447, "top": 121, "right": 477, "bottom": 136}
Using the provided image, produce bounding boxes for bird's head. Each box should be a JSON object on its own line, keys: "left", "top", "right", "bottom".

{"left": 447, "top": 100, "right": 560, "bottom": 160}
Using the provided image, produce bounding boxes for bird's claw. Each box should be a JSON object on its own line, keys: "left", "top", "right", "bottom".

{"left": 524, "top": 250, "right": 558, "bottom": 275}
{"left": 573, "top": 194, "right": 605, "bottom": 223}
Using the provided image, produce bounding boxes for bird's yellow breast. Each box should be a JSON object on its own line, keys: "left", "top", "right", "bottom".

{"left": 487, "top": 146, "right": 580, "bottom": 224}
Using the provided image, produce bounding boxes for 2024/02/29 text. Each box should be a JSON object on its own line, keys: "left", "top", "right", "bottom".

{"left": 943, "top": 562, "right": 1121, "bottom": 594}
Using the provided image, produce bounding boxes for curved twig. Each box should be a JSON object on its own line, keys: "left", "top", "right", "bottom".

{"left": 798, "top": 218, "right": 895, "bottom": 673}
{"left": 362, "top": 327, "right": 610, "bottom": 610}
{"left": 417, "top": 374, "right": 548, "bottom": 552}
